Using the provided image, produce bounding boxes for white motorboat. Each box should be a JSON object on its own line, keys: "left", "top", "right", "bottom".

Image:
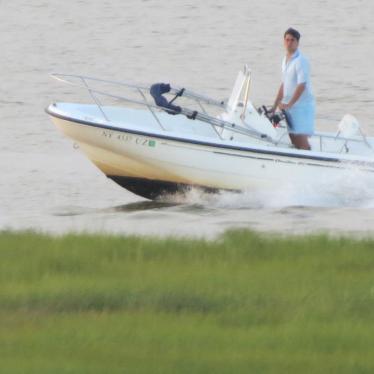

{"left": 46, "top": 68, "right": 374, "bottom": 200}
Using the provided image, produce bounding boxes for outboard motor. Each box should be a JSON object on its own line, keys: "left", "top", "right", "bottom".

{"left": 150, "top": 83, "right": 182, "bottom": 115}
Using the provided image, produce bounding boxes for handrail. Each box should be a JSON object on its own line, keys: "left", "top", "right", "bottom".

{"left": 50, "top": 73, "right": 225, "bottom": 108}
{"left": 50, "top": 72, "right": 373, "bottom": 154}
{"left": 136, "top": 88, "right": 166, "bottom": 130}
{"left": 240, "top": 65, "right": 251, "bottom": 120}
{"left": 50, "top": 73, "right": 275, "bottom": 143}
{"left": 80, "top": 77, "right": 110, "bottom": 122}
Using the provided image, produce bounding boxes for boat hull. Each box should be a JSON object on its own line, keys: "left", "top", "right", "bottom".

{"left": 48, "top": 110, "right": 374, "bottom": 200}
{"left": 108, "top": 176, "right": 220, "bottom": 200}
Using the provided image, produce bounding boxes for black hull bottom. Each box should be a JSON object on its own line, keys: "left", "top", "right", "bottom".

{"left": 108, "top": 175, "right": 220, "bottom": 200}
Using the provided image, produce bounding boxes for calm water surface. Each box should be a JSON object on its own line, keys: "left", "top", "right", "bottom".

{"left": 2, "top": 0, "right": 374, "bottom": 237}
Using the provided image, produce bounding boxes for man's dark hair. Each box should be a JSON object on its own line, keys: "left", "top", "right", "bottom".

{"left": 284, "top": 27, "right": 301, "bottom": 41}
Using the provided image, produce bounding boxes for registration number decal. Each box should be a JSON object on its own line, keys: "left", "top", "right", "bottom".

{"left": 102, "top": 130, "right": 156, "bottom": 147}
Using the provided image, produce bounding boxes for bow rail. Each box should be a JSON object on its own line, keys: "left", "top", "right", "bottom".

{"left": 50, "top": 73, "right": 276, "bottom": 143}
{"left": 50, "top": 73, "right": 373, "bottom": 154}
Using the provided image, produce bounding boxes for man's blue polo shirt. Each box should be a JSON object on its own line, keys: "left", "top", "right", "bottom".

{"left": 281, "top": 49, "right": 315, "bottom": 135}
{"left": 282, "top": 49, "right": 314, "bottom": 107}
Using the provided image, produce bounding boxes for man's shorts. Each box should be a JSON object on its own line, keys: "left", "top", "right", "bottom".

{"left": 286, "top": 103, "right": 315, "bottom": 136}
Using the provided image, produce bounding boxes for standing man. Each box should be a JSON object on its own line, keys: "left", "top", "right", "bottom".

{"left": 272, "top": 28, "right": 315, "bottom": 150}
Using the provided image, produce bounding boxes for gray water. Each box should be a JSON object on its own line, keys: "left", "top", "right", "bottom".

{"left": 2, "top": 0, "right": 374, "bottom": 238}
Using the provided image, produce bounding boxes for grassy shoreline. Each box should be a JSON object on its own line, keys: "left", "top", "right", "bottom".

{"left": 1, "top": 230, "right": 374, "bottom": 373}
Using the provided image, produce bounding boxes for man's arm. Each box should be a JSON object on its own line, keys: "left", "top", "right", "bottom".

{"left": 271, "top": 83, "right": 284, "bottom": 112}
{"left": 278, "top": 83, "right": 305, "bottom": 110}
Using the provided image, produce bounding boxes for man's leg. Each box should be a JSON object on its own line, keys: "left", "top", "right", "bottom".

{"left": 289, "top": 134, "right": 311, "bottom": 150}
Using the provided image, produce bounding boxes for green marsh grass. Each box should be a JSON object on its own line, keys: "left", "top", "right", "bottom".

{"left": 1, "top": 230, "right": 374, "bottom": 373}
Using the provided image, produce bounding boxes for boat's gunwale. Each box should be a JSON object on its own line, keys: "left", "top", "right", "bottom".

{"left": 46, "top": 104, "right": 374, "bottom": 167}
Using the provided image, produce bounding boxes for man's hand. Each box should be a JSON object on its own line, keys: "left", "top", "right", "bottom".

{"left": 278, "top": 103, "right": 291, "bottom": 110}
{"left": 279, "top": 83, "right": 305, "bottom": 111}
